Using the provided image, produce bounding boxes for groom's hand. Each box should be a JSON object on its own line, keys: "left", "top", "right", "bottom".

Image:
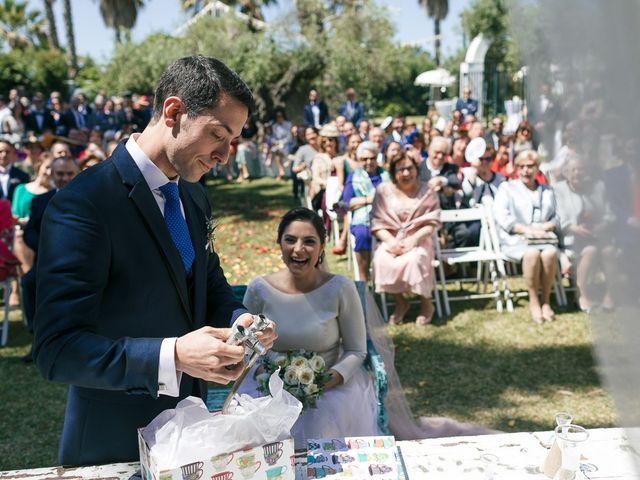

{"left": 174, "top": 327, "right": 245, "bottom": 384}
{"left": 236, "top": 313, "right": 278, "bottom": 351}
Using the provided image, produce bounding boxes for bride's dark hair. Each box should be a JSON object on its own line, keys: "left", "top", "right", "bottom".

{"left": 276, "top": 207, "right": 326, "bottom": 244}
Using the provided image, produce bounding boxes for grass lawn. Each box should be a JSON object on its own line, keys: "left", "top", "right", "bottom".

{"left": 0, "top": 177, "right": 616, "bottom": 471}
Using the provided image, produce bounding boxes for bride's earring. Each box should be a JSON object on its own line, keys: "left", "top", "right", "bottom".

{"left": 315, "top": 251, "right": 325, "bottom": 267}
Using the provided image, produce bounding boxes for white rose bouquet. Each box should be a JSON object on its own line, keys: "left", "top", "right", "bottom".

{"left": 256, "top": 350, "right": 332, "bottom": 410}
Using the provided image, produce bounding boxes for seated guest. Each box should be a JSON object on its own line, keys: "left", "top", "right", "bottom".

{"left": 554, "top": 156, "right": 615, "bottom": 312}
{"left": 383, "top": 140, "right": 402, "bottom": 170}
{"left": 418, "top": 136, "right": 458, "bottom": 192}
{"left": 332, "top": 133, "right": 362, "bottom": 255}
{"left": 12, "top": 154, "right": 53, "bottom": 273}
{"left": 371, "top": 152, "right": 441, "bottom": 325}
{"left": 461, "top": 145, "right": 506, "bottom": 207}
{"left": 513, "top": 121, "right": 535, "bottom": 156}
{"left": 310, "top": 124, "right": 340, "bottom": 232}
{"left": 438, "top": 173, "right": 472, "bottom": 248}
{"left": 493, "top": 150, "right": 560, "bottom": 324}
{"left": 0, "top": 139, "right": 30, "bottom": 203}
{"left": 341, "top": 142, "right": 390, "bottom": 281}
{"left": 239, "top": 207, "right": 380, "bottom": 446}
{"left": 450, "top": 137, "right": 470, "bottom": 168}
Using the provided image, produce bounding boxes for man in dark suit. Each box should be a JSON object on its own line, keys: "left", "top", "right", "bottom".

{"left": 24, "top": 93, "right": 56, "bottom": 134}
{"left": 455, "top": 87, "right": 479, "bottom": 118}
{"left": 0, "top": 139, "right": 30, "bottom": 202}
{"left": 303, "top": 88, "right": 329, "bottom": 128}
{"left": 484, "top": 116, "right": 503, "bottom": 150}
{"left": 22, "top": 156, "right": 79, "bottom": 341}
{"left": 33, "top": 56, "right": 276, "bottom": 466}
{"left": 62, "top": 93, "right": 92, "bottom": 132}
{"left": 337, "top": 88, "right": 365, "bottom": 127}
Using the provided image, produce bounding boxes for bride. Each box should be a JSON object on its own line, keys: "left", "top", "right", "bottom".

{"left": 239, "top": 207, "right": 380, "bottom": 446}
{"left": 240, "top": 207, "right": 496, "bottom": 445}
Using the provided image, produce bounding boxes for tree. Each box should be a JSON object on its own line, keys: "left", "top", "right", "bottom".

{"left": 0, "top": 0, "right": 48, "bottom": 50}
{"left": 418, "top": 0, "right": 448, "bottom": 66}
{"left": 0, "top": 46, "right": 68, "bottom": 93}
{"left": 97, "top": 0, "right": 145, "bottom": 44}
{"left": 42, "top": 0, "right": 60, "bottom": 49}
{"left": 61, "top": 0, "right": 78, "bottom": 77}
{"left": 102, "top": 0, "right": 431, "bottom": 121}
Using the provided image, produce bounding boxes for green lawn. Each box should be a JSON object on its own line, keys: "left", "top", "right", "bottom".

{"left": 0, "top": 177, "right": 616, "bottom": 471}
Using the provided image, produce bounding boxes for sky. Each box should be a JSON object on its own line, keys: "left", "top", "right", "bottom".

{"left": 27, "top": 0, "right": 471, "bottom": 64}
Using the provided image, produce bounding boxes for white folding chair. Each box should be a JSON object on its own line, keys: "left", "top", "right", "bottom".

{"left": 372, "top": 233, "right": 443, "bottom": 322}
{"left": 483, "top": 200, "right": 567, "bottom": 308}
{"left": 325, "top": 176, "right": 342, "bottom": 246}
{"left": 436, "top": 205, "right": 512, "bottom": 315}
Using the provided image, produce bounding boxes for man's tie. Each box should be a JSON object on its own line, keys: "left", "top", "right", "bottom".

{"left": 159, "top": 182, "right": 195, "bottom": 272}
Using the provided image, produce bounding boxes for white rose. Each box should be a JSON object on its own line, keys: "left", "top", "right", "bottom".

{"left": 283, "top": 366, "right": 300, "bottom": 385}
{"left": 303, "top": 383, "right": 318, "bottom": 395}
{"left": 297, "top": 366, "right": 315, "bottom": 385}
{"left": 309, "top": 355, "right": 326, "bottom": 372}
{"left": 273, "top": 355, "right": 288, "bottom": 368}
{"left": 290, "top": 356, "right": 309, "bottom": 369}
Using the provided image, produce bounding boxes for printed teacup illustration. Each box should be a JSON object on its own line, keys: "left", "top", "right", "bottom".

{"left": 180, "top": 461, "right": 204, "bottom": 480}
{"left": 236, "top": 452, "right": 261, "bottom": 479}
{"left": 262, "top": 441, "right": 284, "bottom": 466}
{"left": 265, "top": 465, "right": 287, "bottom": 480}
{"left": 211, "top": 453, "right": 233, "bottom": 470}
{"left": 210, "top": 471, "right": 233, "bottom": 480}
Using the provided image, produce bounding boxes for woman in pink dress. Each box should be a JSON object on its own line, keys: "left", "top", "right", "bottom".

{"left": 370, "top": 152, "right": 441, "bottom": 325}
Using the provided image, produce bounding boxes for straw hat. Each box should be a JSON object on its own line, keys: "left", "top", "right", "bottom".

{"left": 319, "top": 124, "right": 339, "bottom": 138}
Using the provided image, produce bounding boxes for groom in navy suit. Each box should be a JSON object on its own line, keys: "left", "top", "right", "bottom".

{"left": 33, "top": 56, "right": 276, "bottom": 466}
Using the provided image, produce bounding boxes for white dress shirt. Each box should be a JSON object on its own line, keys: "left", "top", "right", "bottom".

{"left": 126, "top": 135, "right": 182, "bottom": 397}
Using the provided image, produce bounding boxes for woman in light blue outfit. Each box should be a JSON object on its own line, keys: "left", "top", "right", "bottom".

{"left": 341, "top": 142, "right": 390, "bottom": 281}
{"left": 493, "top": 150, "right": 560, "bottom": 324}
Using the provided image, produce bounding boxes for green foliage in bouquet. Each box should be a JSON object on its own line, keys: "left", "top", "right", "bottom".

{"left": 256, "top": 351, "right": 332, "bottom": 411}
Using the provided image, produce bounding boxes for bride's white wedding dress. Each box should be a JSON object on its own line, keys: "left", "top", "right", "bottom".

{"left": 237, "top": 275, "right": 381, "bottom": 447}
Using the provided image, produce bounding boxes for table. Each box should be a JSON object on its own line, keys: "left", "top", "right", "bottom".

{"left": 398, "top": 428, "right": 640, "bottom": 479}
{"left": 1, "top": 428, "right": 638, "bottom": 479}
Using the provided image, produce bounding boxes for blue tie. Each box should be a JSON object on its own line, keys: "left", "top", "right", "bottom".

{"left": 159, "top": 182, "right": 195, "bottom": 272}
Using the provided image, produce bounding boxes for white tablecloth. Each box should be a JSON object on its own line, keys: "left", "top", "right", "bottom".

{"left": 1, "top": 428, "right": 638, "bottom": 479}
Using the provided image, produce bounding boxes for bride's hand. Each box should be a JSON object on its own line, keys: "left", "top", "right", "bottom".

{"left": 324, "top": 369, "right": 344, "bottom": 391}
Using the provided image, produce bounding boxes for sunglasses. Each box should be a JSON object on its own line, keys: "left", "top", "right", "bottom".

{"left": 479, "top": 156, "right": 493, "bottom": 162}
{"left": 358, "top": 156, "right": 377, "bottom": 161}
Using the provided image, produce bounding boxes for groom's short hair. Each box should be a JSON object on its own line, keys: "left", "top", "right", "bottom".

{"left": 152, "top": 55, "right": 254, "bottom": 120}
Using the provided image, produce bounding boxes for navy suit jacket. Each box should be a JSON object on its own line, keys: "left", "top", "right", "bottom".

{"left": 303, "top": 101, "right": 329, "bottom": 127}
{"left": 33, "top": 142, "right": 247, "bottom": 466}
{"left": 337, "top": 101, "right": 365, "bottom": 126}
{"left": 24, "top": 108, "right": 56, "bottom": 134}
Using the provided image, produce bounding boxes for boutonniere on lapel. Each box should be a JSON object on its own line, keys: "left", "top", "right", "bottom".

{"left": 206, "top": 216, "right": 218, "bottom": 252}
{"left": 9, "top": 178, "right": 20, "bottom": 185}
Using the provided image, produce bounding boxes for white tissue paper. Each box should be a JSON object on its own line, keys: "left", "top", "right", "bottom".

{"left": 141, "top": 370, "right": 302, "bottom": 469}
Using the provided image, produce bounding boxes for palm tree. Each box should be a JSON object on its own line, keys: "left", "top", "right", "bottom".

{"left": 97, "top": 0, "right": 145, "bottom": 44}
{"left": 418, "top": 0, "right": 448, "bottom": 66}
{"left": 0, "top": 0, "right": 47, "bottom": 50}
{"left": 61, "top": 0, "right": 78, "bottom": 76}
{"left": 42, "top": 0, "right": 60, "bottom": 49}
